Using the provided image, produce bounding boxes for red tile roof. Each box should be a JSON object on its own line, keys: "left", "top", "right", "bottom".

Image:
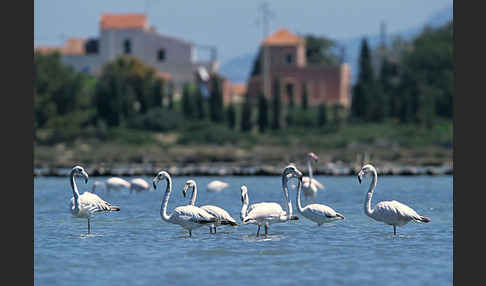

{"left": 100, "top": 13, "right": 147, "bottom": 30}
{"left": 35, "top": 38, "right": 86, "bottom": 55}
{"left": 263, "top": 28, "right": 303, "bottom": 46}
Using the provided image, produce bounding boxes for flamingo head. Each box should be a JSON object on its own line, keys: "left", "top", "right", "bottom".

{"left": 153, "top": 170, "right": 170, "bottom": 189}
{"left": 72, "top": 165, "right": 88, "bottom": 184}
{"left": 183, "top": 180, "right": 196, "bottom": 197}
{"left": 308, "top": 152, "right": 319, "bottom": 162}
{"left": 358, "top": 164, "right": 376, "bottom": 184}
{"left": 284, "top": 164, "right": 303, "bottom": 180}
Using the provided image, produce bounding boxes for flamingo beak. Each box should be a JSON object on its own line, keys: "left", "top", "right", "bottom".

{"left": 82, "top": 170, "right": 89, "bottom": 184}
{"left": 358, "top": 172, "right": 363, "bottom": 184}
{"left": 153, "top": 180, "right": 157, "bottom": 189}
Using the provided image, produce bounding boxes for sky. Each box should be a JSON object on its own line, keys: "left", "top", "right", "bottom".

{"left": 34, "top": 0, "right": 453, "bottom": 63}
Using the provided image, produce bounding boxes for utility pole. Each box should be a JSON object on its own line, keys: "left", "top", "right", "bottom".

{"left": 256, "top": 1, "right": 275, "bottom": 100}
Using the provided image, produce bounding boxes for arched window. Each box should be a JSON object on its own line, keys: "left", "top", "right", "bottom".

{"left": 123, "top": 39, "right": 131, "bottom": 54}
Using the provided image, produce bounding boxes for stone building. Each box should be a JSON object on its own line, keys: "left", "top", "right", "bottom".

{"left": 246, "top": 29, "right": 351, "bottom": 107}
{"left": 35, "top": 13, "right": 218, "bottom": 89}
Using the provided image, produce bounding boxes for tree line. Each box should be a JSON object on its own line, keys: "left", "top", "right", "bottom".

{"left": 34, "top": 21, "right": 452, "bottom": 144}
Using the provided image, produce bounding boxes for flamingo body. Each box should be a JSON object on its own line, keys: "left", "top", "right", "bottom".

{"left": 298, "top": 204, "right": 344, "bottom": 226}
{"left": 207, "top": 180, "right": 229, "bottom": 192}
{"left": 106, "top": 177, "right": 131, "bottom": 190}
{"left": 130, "top": 178, "right": 150, "bottom": 192}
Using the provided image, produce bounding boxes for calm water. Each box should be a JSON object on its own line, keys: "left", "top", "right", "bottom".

{"left": 34, "top": 175, "right": 453, "bottom": 286}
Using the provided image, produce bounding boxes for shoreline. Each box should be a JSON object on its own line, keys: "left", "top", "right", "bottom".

{"left": 33, "top": 163, "right": 453, "bottom": 177}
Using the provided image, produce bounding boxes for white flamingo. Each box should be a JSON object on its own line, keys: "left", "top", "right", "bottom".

{"left": 68, "top": 166, "right": 120, "bottom": 234}
{"left": 302, "top": 152, "right": 325, "bottom": 201}
{"left": 358, "top": 164, "right": 430, "bottom": 235}
{"left": 207, "top": 180, "right": 229, "bottom": 192}
{"left": 153, "top": 171, "right": 217, "bottom": 237}
{"left": 183, "top": 180, "right": 238, "bottom": 233}
{"left": 240, "top": 165, "right": 301, "bottom": 237}
{"left": 296, "top": 171, "right": 344, "bottom": 226}
{"left": 106, "top": 177, "right": 131, "bottom": 191}
{"left": 130, "top": 178, "right": 150, "bottom": 192}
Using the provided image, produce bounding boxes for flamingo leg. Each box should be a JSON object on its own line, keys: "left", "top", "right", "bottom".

{"left": 256, "top": 225, "right": 260, "bottom": 237}
{"left": 393, "top": 225, "right": 397, "bottom": 235}
{"left": 189, "top": 230, "right": 192, "bottom": 237}
{"left": 209, "top": 227, "right": 213, "bottom": 234}
{"left": 88, "top": 218, "right": 91, "bottom": 234}
{"left": 214, "top": 227, "right": 217, "bottom": 233}
{"left": 264, "top": 225, "right": 268, "bottom": 237}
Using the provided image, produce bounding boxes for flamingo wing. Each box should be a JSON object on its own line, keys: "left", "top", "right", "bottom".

{"left": 304, "top": 204, "right": 340, "bottom": 219}
{"left": 172, "top": 205, "right": 217, "bottom": 224}
{"left": 373, "top": 200, "right": 424, "bottom": 225}
{"left": 200, "top": 205, "right": 237, "bottom": 225}
{"left": 245, "top": 203, "right": 285, "bottom": 223}
{"left": 73, "top": 192, "right": 120, "bottom": 216}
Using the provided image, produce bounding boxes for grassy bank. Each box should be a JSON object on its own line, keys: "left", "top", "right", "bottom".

{"left": 34, "top": 120, "right": 452, "bottom": 169}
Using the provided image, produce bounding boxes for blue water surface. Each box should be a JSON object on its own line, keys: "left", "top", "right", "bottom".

{"left": 34, "top": 175, "right": 453, "bottom": 286}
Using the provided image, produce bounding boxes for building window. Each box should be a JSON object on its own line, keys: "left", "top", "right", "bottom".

{"left": 123, "top": 39, "right": 131, "bottom": 54}
{"left": 286, "top": 54, "right": 293, "bottom": 64}
{"left": 158, "top": 49, "right": 166, "bottom": 62}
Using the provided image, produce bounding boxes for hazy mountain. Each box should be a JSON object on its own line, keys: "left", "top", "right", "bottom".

{"left": 219, "top": 4, "right": 452, "bottom": 84}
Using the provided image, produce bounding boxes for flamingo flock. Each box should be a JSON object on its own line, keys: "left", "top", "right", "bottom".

{"left": 65, "top": 153, "right": 430, "bottom": 237}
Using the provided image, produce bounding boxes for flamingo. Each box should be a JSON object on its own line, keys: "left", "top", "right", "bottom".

{"left": 68, "top": 166, "right": 120, "bottom": 234}
{"left": 358, "top": 164, "right": 430, "bottom": 235}
{"left": 105, "top": 177, "right": 131, "bottom": 191}
{"left": 240, "top": 165, "right": 301, "bottom": 237}
{"left": 296, "top": 170, "right": 344, "bottom": 226}
{"left": 207, "top": 180, "right": 229, "bottom": 192}
{"left": 302, "top": 152, "right": 325, "bottom": 201}
{"left": 183, "top": 180, "right": 238, "bottom": 233}
{"left": 152, "top": 171, "right": 217, "bottom": 237}
{"left": 130, "top": 178, "right": 150, "bottom": 193}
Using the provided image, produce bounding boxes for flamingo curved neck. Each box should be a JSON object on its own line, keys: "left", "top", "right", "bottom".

{"left": 307, "top": 159, "right": 313, "bottom": 179}
{"left": 240, "top": 193, "right": 249, "bottom": 221}
{"left": 281, "top": 172, "right": 292, "bottom": 219}
{"left": 70, "top": 171, "right": 80, "bottom": 206}
{"left": 364, "top": 168, "right": 378, "bottom": 217}
{"left": 160, "top": 176, "right": 173, "bottom": 222}
{"left": 296, "top": 176, "right": 305, "bottom": 214}
{"left": 189, "top": 185, "right": 197, "bottom": 206}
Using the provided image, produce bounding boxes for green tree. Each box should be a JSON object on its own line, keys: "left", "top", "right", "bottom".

{"left": 271, "top": 79, "right": 281, "bottom": 130}
{"left": 241, "top": 93, "right": 253, "bottom": 132}
{"left": 317, "top": 103, "right": 328, "bottom": 127}
{"left": 181, "top": 83, "right": 195, "bottom": 118}
{"left": 351, "top": 38, "right": 378, "bottom": 121}
{"left": 257, "top": 93, "right": 268, "bottom": 133}
{"left": 209, "top": 75, "right": 224, "bottom": 122}
{"left": 194, "top": 85, "right": 206, "bottom": 119}
{"left": 305, "top": 35, "right": 340, "bottom": 66}
{"left": 227, "top": 103, "right": 236, "bottom": 130}
{"left": 301, "top": 82, "right": 309, "bottom": 110}
{"left": 167, "top": 82, "right": 174, "bottom": 110}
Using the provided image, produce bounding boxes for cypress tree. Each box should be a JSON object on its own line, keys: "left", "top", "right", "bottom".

{"left": 167, "top": 82, "right": 174, "bottom": 110}
{"left": 227, "top": 103, "right": 236, "bottom": 129}
{"left": 194, "top": 85, "right": 206, "bottom": 119}
{"left": 209, "top": 75, "right": 224, "bottom": 122}
{"left": 317, "top": 103, "right": 328, "bottom": 127}
{"left": 241, "top": 93, "right": 252, "bottom": 132}
{"left": 257, "top": 92, "right": 268, "bottom": 133}
{"left": 181, "top": 83, "right": 194, "bottom": 118}
{"left": 271, "top": 78, "right": 281, "bottom": 130}
{"left": 301, "top": 82, "right": 309, "bottom": 110}
{"left": 351, "top": 38, "right": 376, "bottom": 121}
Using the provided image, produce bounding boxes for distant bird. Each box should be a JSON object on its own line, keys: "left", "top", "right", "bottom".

{"left": 130, "top": 178, "right": 150, "bottom": 193}
{"left": 153, "top": 171, "right": 217, "bottom": 237}
{"left": 91, "top": 181, "right": 106, "bottom": 194}
{"left": 105, "top": 177, "right": 131, "bottom": 191}
{"left": 207, "top": 180, "right": 229, "bottom": 192}
{"left": 183, "top": 179, "right": 238, "bottom": 233}
{"left": 358, "top": 164, "right": 430, "bottom": 235}
{"left": 302, "top": 152, "right": 325, "bottom": 201}
{"left": 240, "top": 165, "right": 301, "bottom": 237}
{"left": 68, "top": 166, "right": 120, "bottom": 234}
{"left": 296, "top": 169, "right": 344, "bottom": 226}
